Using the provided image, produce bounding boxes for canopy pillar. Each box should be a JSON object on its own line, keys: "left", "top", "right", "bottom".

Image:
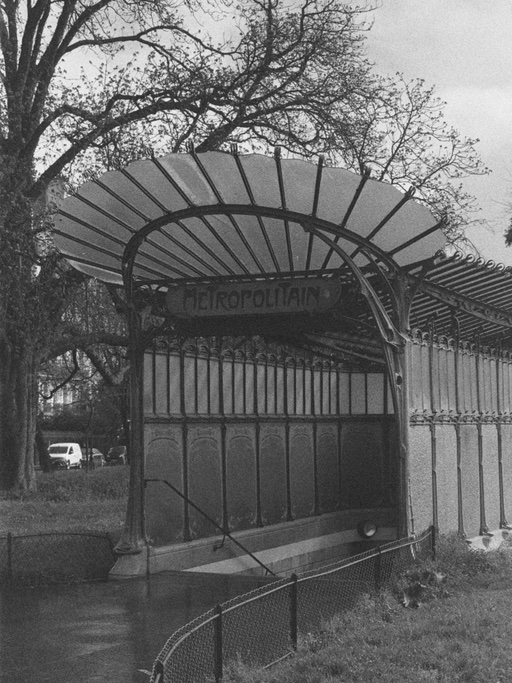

{"left": 310, "top": 230, "right": 417, "bottom": 537}
{"left": 380, "top": 277, "right": 415, "bottom": 538}
{"left": 114, "top": 270, "right": 148, "bottom": 555}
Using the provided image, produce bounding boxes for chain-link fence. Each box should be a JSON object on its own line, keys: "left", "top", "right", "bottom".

{"left": 0, "top": 531, "right": 116, "bottom": 585}
{"left": 151, "top": 527, "right": 435, "bottom": 683}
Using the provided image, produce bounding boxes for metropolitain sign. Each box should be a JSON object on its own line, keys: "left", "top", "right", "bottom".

{"left": 166, "top": 277, "right": 341, "bottom": 318}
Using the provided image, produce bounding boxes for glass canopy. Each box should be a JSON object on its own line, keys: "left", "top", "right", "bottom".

{"left": 54, "top": 150, "right": 445, "bottom": 287}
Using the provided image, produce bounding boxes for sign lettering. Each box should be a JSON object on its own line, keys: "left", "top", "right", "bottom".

{"left": 166, "top": 278, "right": 341, "bottom": 318}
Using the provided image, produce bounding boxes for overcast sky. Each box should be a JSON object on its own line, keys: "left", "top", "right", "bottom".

{"left": 363, "top": 0, "right": 512, "bottom": 265}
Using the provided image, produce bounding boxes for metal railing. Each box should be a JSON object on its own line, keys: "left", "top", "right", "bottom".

{"left": 145, "top": 478, "right": 276, "bottom": 576}
{"left": 151, "top": 527, "right": 435, "bottom": 682}
{"left": 0, "top": 531, "right": 116, "bottom": 585}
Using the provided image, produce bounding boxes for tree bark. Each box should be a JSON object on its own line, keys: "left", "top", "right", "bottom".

{"left": 35, "top": 421, "right": 51, "bottom": 472}
{"left": 0, "top": 340, "right": 38, "bottom": 491}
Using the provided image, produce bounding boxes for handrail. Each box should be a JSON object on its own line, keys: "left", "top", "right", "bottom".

{"left": 144, "top": 478, "right": 277, "bottom": 576}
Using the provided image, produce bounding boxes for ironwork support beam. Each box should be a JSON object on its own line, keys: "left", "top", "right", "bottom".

{"left": 410, "top": 275, "right": 512, "bottom": 330}
{"left": 306, "top": 228, "right": 414, "bottom": 538}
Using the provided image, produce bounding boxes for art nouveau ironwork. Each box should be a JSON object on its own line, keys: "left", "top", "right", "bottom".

{"left": 59, "top": 148, "right": 512, "bottom": 562}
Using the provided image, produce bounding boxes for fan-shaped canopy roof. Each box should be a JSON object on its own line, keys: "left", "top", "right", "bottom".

{"left": 54, "top": 150, "right": 445, "bottom": 287}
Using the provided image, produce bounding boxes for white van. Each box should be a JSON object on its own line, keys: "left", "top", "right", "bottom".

{"left": 48, "top": 442, "right": 83, "bottom": 469}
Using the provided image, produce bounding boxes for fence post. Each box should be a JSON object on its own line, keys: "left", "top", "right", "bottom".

{"left": 430, "top": 524, "right": 437, "bottom": 560}
{"left": 374, "top": 547, "right": 382, "bottom": 592}
{"left": 214, "top": 604, "right": 223, "bottom": 683}
{"left": 7, "top": 532, "right": 12, "bottom": 581}
{"left": 290, "top": 574, "right": 298, "bottom": 651}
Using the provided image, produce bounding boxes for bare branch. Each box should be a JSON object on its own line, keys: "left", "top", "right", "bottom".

{"left": 39, "top": 347, "right": 80, "bottom": 399}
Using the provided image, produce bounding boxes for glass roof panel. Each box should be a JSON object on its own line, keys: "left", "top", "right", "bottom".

{"left": 55, "top": 234, "right": 122, "bottom": 270}
{"left": 346, "top": 178, "right": 435, "bottom": 252}
{"left": 151, "top": 228, "right": 223, "bottom": 278}
{"left": 136, "top": 232, "right": 213, "bottom": 279}
{"left": 170, "top": 215, "right": 244, "bottom": 275}
{"left": 345, "top": 178, "right": 402, "bottom": 237}
{"left": 213, "top": 214, "right": 282, "bottom": 274}
{"left": 194, "top": 151, "right": 252, "bottom": 205}
{"left": 125, "top": 159, "right": 190, "bottom": 213}
{"left": 373, "top": 202, "right": 439, "bottom": 255}
{"left": 306, "top": 229, "right": 338, "bottom": 271}
{"left": 257, "top": 217, "right": 294, "bottom": 271}
{"left": 237, "top": 155, "right": 281, "bottom": 209}
{"left": 158, "top": 224, "right": 229, "bottom": 276}
{"left": 393, "top": 231, "right": 445, "bottom": 267}
{"left": 286, "top": 219, "right": 310, "bottom": 271}
{"left": 93, "top": 170, "right": 165, "bottom": 221}
{"left": 156, "top": 154, "right": 217, "bottom": 206}
{"left": 56, "top": 196, "right": 140, "bottom": 243}
{"left": 67, "top": 260, "right": 123, "bottom": 284}
{"left": 54, "top": 214, "right": 125, "bottom": 256}
{"left": 76, "top": 182, "right": 145, "bottom": 230}
{"left": 279, "top": 158, "right": 321, "bottom": 215}
{"left": 133, "top": 250, "right": 190, "bottom": 279}
{"left": 315, "top": 166, "right": 363, "bottom": 225}
{"left": 206, "top": 214, "right": 267, "bottom": 273}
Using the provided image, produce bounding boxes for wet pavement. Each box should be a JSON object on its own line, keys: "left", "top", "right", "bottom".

{"left": 0, "top": 571, "right": 274, "bottom": 683}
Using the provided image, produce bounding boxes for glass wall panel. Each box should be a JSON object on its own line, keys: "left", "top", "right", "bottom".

{"left": 234, "top": 361, "right": 245, "bottom": 414}
{"left": 351, "top": 373, "right": 366, "bottom": 414}
{"left": 144, "top": 353, "right": 154, "bottom": 414}
{"left": 339, "top": 373, "right": 350, "bottom": 414}
{"left": 222, "top": 361, "right": 233, "bottom": 414}
{"left": 154, "top": 353, "right": 169, "bottom": 414}
{"left": 367, "top": 374, "right": 384, "bottom": 414}
{"left": 169, "top": 354, "right": 181, "bottom": 414}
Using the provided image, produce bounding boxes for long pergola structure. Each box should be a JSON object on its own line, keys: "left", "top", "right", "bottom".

{"left": 53, "top": 149, "right": 512, "bottom": 576}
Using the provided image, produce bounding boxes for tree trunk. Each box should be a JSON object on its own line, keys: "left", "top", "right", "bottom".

{"left": 35, "top": 421, "right": 51, "bottom": 473}
{"left": 0, "top": 339, "right": 38, "bottom": 492}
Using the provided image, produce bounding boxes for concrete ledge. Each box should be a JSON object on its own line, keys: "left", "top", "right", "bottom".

{"left": 110, "top": 508, "right": 396, "bottom": 579}
{"left": 467, "top": 528, "right": 512, "bottom": 552}
{"left": 109, "top": 548, "right": 149, "bottom": 579}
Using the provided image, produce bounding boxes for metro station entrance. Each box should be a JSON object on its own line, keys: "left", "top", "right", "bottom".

{"left": 55, "top": 149, "right": 449, "bottom": 576}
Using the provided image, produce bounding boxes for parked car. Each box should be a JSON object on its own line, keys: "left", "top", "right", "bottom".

{"left": 106, "top": 445, "right": 127, "bottom": 465}
{"left": 84, "top": 448, "right": 106, "bottom": 468}
{"left": 48, "top": 442, "right": 83, "bottom": 469}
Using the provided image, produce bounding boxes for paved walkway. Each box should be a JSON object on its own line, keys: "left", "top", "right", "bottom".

{"left": 0, "top": 571, "right": 273, "bottom": 683}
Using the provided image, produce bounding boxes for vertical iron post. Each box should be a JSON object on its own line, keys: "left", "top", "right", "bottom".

{"left": 430, "top": 524, "right": 437, "bottom": 560}
{"left": 374, "top": 546, "right": 382, "bottom": 591}
{"left": 290, "top": 574, "right": 298, "bottom": 651}
{"left": 310, "top": 358, "right": 319, "bottom": 516}
{"left": 7, "top": 532, "right": 12, "bottom": 581}
{"left": 430, "top": 421, "right": 438, "bottom": 532}
{"left": 214, "top": 604, "right": 223, "bottom": 683}
{"left": 497, "top": 349, "right": 507, "bottom": 528}
{"left": 283, "top": 355, "right": 293, "bottom": 521}
{"left": 455, "top": 421, "right": 465, "bottom": 537}
{"left": 114, "top": 300, "right": 147, "bottom": 555}
{"left": 254, "top": 352, "right": 263, "bottom": 527}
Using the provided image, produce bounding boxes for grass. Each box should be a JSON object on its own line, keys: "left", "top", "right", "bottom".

{"left": 222, "top": 535, "right": 512, "bottom": 683}
{"left": 0, "top": 466, "right": 129, "bottom": 540}
{"left": 4, "top": 479, "right": 512, "bottom": 679}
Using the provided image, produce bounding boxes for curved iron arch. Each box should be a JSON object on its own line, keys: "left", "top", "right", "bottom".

{"left": 121, "top": 203, "right": 402, "bottom": 299}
